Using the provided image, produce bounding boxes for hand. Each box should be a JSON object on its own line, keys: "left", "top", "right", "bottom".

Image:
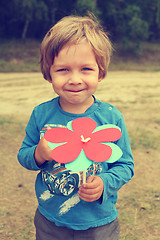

{"left": 78, "top": 175, "right": 104, "bottom": 202}
{"left": 34, "top": 136, "right": 53, "bottom": 166}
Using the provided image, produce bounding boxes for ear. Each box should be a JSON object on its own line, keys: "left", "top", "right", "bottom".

{"left": 48, "top": 78, "right": 52, "bottom": 83}
{"left": 98, "top": 77, "right": 102, "bottom": 82}
{"left": 47, "top": 71, "right": 53, "bottom": 83}
{"left": 98, "top": 71, "right": 103, "bottom": 82}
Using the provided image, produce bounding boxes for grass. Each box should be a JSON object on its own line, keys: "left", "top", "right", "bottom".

{"left": 0, "top": 118, "right": 13, "bottom": 125}
{"left": 1, "top": 71, "right": 160, "bottom": 239}
{"left": 118, "top": 188, "right": 160, "bottom": 240}
{"left": 0, "top": 115, "right": 36, "bottom": 240}
{"left": 0, "top": 39, "right": 41, "bottom": 72}
{"left": 109, "top": 41, "right": 160, "bottom": 72}
{"left": 2, "top": 110, "right": 159, "bottom": 240}
{"left": 129, "top": 128, "right": 160, "bottom": 150}
{"left": 0, "top": 39, "right": 160, "bottom": 72}
{"left": 0, "top": 43, "right": 160, "bottom": 239}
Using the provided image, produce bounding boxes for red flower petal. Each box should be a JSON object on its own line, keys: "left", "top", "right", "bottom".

{"left": 45, "top": 118, "right": 121, "bottom": 166}
{"left": 50, "top": 140, "right": 82, "bottom": 163}
{"left": 71, "top": 117, "right": 97, "bottom": 137}
{"left": 44, "top": 128, "right": 75, "bottom": 143}
{"left": 83, "top": 141, "right": 112, "bottom": 162}
{"left": 92, "top": 128, "right": 122, "bottom": 142}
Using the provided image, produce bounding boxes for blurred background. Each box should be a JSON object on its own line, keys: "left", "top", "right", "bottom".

{"left": 0, "top": 0, "right": 160, "bottom": 72}
{"left": 0, "top": 1, "right": 160, "bottom": 239}
{"left": 1, "top": 0, "right": 160, "bottom": 45}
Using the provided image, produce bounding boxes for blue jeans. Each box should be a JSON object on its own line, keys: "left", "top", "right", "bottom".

{"left": 34, "top": 208, "right": 120, "bottom": 240}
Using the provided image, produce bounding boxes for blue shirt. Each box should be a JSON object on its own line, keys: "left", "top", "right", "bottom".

{"left": 17, "top": 96, "right": 134, "bottom": 230}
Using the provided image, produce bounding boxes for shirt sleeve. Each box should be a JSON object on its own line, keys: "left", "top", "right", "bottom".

{"left": 99, "top": 115, "right": 134, "bottom": 203}
{"left": 17, "top": 109, "right": 48, "bottom": 171}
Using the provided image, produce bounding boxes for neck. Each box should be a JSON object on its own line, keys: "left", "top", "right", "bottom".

{"left": 59, "top": 97, "right": 94, "bottom": 114}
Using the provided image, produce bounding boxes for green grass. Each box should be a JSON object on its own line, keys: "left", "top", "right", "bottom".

{"left": 129, "top": 128, "right": 160, "bottom": 150}
{"left": 0, "top": 39, "right": 41, "bottom": 72}
{"left": 0, "top": 117, "right": 13, "bottom": 125}
{"left": 155, "top": 119, "right": 160, "bottom": 125}
{"left": 109, "top": 41, "right": 160, "bottom": 72}
{"left": 0, "top": 39, "right": 160, "bottom": 72}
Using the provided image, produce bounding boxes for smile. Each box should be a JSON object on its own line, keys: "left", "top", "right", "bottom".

{"left": 66, "top": 89, "right": 85, "bottom": 93}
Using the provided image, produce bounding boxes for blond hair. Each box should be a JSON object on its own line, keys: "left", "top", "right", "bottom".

{"left": 40, "top": 15, "right": 112, "bottom": 81}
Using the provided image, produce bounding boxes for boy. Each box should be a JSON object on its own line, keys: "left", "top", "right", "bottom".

{"left": 17, "top": 15, "right": 134, "bottom": 240}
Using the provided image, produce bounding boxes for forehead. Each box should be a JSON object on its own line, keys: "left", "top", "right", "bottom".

{"left": 55, "top": 41, "right": 96, "bottom": 62}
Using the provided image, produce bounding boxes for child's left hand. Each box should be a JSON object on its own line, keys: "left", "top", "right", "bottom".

{"left": 78, "top": 176, "right": 104, "bottom": 202}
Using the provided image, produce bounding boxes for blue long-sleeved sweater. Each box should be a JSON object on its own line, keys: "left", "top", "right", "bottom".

{"left": 17, "top": 96, "right": 134, "bottom": 230}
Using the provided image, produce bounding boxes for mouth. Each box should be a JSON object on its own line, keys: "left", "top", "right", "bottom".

{"left": 65, "top": 89, "right": 85, "bottom": 93}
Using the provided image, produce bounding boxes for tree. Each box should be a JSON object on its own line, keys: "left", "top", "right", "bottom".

{"left": 13, "top": 0, "right": 49, "bottom": 39}
{"left": 75, "top": 0, "right": 100, "bottom": 16}
{"left": 0, "top": 0, "right": 159, "bottom": 45}
{"left": 97, "top": 0, "right": 149, "bottom": 54}
{"left": 119, "top": 5, "right": 148, "bottom": 53}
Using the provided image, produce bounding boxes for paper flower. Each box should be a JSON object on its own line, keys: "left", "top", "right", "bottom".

{"left": 44, "top": 118, "right": 122, "bottom": 171}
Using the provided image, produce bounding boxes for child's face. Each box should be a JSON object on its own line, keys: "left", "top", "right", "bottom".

{"left": 49, "top": 41, "right": 102, "bottom": 113}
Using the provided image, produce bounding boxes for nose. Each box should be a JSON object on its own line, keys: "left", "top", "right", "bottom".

{"left": 68, "top": 71, "right": 83, "bottom": 85}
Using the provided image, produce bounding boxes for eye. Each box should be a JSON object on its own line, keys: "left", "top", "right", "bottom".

{"left": 82, "top": 67, "right": 93, "bottom": 71}
{"left": 56, "top": 68, "right": 68, "bottom": 72}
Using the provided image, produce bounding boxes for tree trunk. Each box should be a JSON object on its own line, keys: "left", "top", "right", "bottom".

{"left": 22, "top": 18, "right": 30, "bottom": 40}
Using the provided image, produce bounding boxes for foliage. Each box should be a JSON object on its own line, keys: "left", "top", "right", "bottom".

{"left": 75, "top": 0, "right": 100, "bottom": 16}
{"left": 97, "top": 0, "right": 149, "bottom": 54}
{"left": 0, "top": 0, "right": 159, "bottom": 54}
{"left": 119, "top": 5, "right": 149, "bottom": 54}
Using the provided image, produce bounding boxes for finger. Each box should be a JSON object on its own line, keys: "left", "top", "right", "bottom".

{"left": 79, "top": 182, "right": 100, "bottom": 196}
{"left": 79, "top": 190, "right": 100, "bottom": 202}
{"left": 82, "top": 176, "right": 99, "bottom": 189}
{"left": 79, "top": 192, "right": 97, "bottom": 202}
{"left": 79, "top": 187, "right": 98, "bottom": 196}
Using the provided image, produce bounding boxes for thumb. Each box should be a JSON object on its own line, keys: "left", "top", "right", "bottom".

{"left": 86, "top": 175, "right": 95, "bottom": 184}
{"left": 81, "top": 175, "right": 94, "bottom": 188}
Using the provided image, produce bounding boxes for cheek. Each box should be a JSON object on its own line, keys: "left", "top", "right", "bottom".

{"left": 51, "top": 77, "right": 63, "bottom": 87}
{"left": 88, "top": 79, "right": 99, "bottom": 89}
{"left": 51, "top": 81, "right": 61, "bottom": 92}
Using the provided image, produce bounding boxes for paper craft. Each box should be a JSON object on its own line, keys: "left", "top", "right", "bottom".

{"left": 44, "top": 117, "right": 123, "bottom": 172}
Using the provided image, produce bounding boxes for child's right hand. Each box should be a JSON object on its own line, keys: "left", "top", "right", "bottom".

{"left": 34, "top": 137, "right": 53, "bottom": 167}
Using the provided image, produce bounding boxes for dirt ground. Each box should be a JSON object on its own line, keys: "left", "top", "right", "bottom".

{"left": 0, "top": 71, "right": 160, "bottom": 240}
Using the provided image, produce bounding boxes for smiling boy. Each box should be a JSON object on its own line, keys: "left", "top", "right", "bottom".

{"left": 49, "top": 41, "right": 101, "bottom": 114}
{"left": 18, "top": 15, "right": 134, "bottom": 240}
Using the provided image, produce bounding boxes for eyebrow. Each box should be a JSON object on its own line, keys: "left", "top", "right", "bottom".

{"left": 53, "top": 63, "right": 97, "bottom": 68}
